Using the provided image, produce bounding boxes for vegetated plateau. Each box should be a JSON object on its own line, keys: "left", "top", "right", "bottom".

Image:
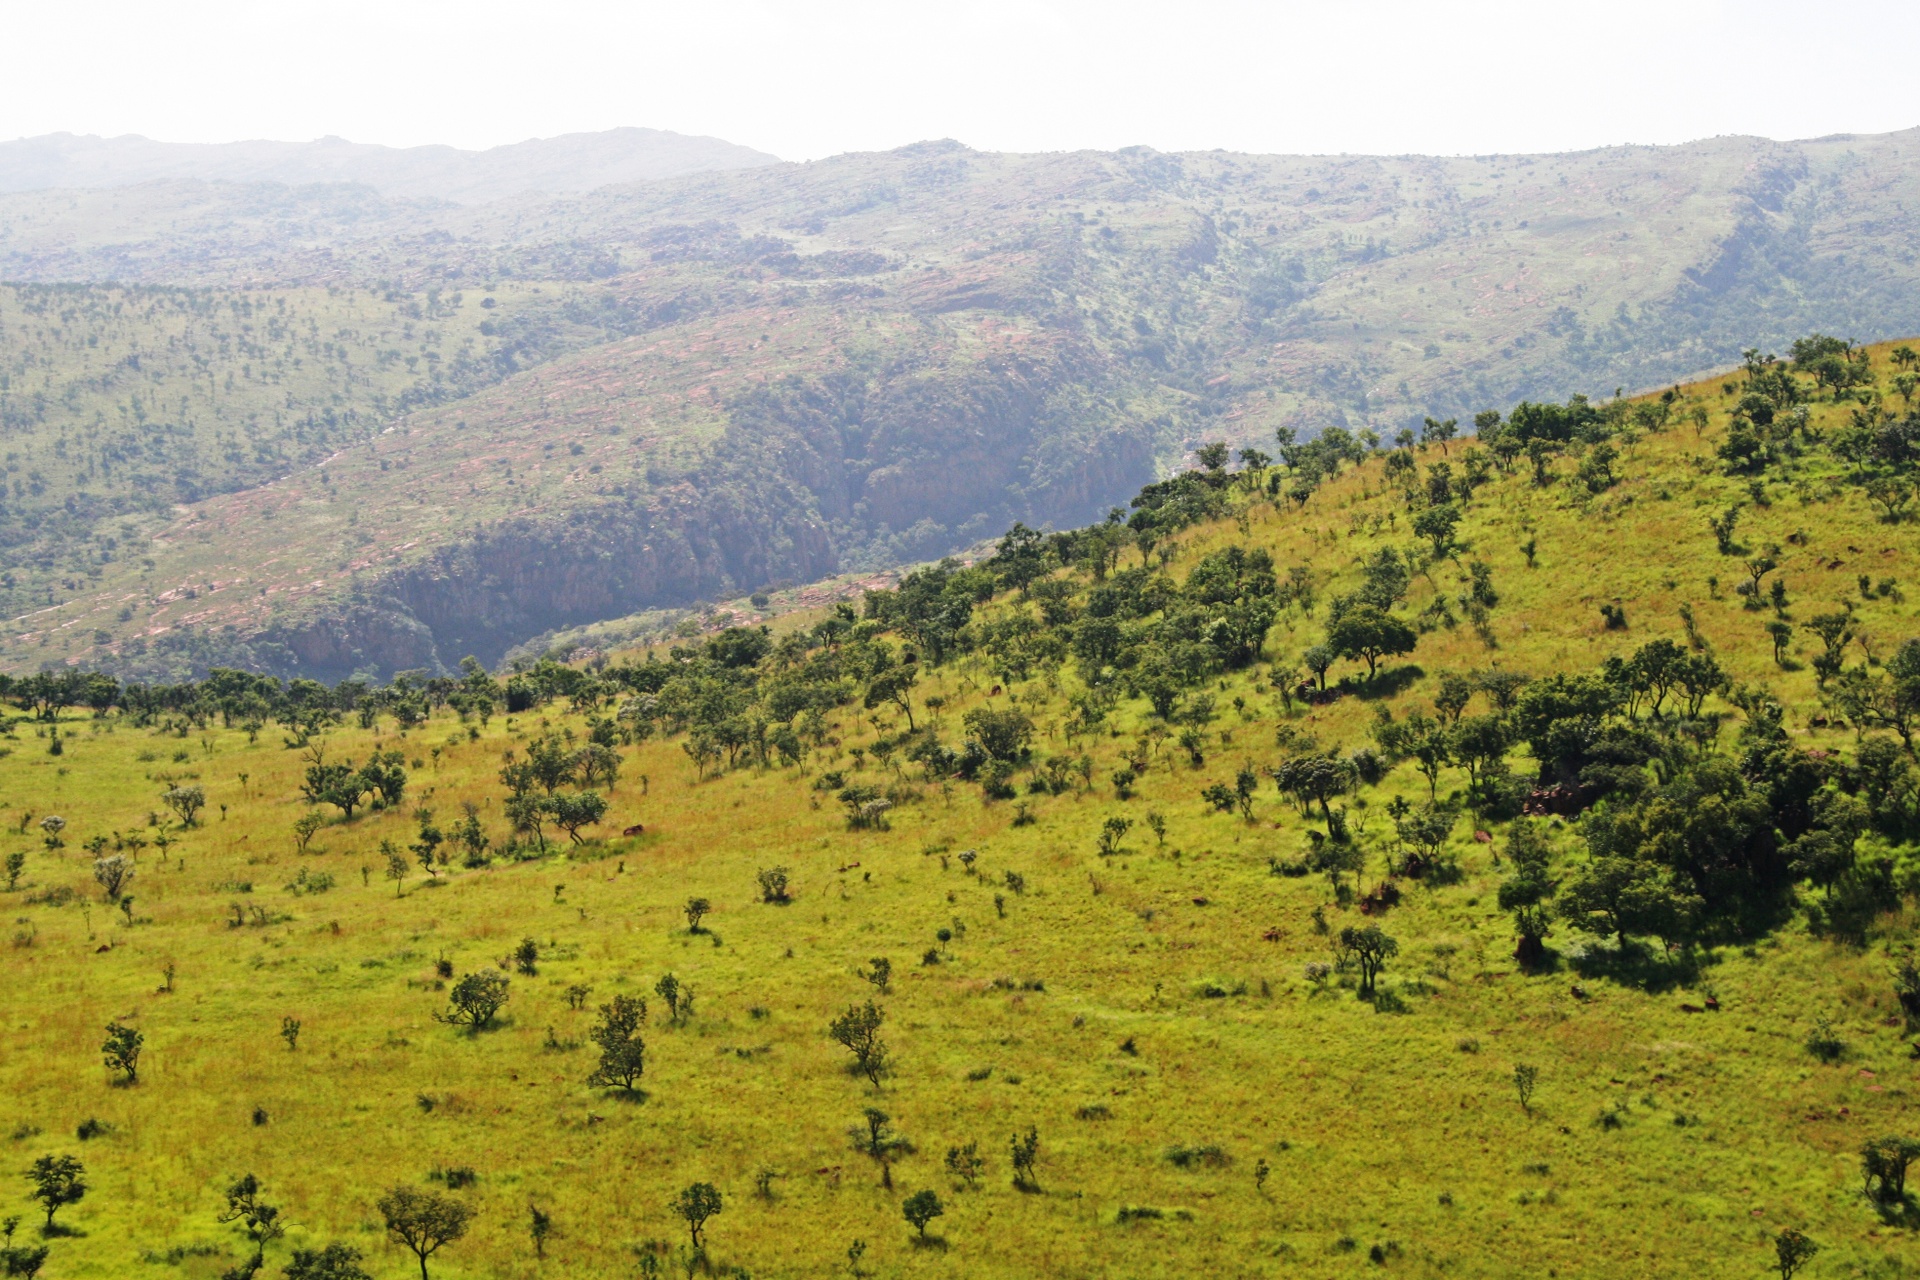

{"left": 0, "top": 335, "right": 1918, "bottom": 1278}
{"left": 4, "top": 128, "right": 1920, "bottom": 677}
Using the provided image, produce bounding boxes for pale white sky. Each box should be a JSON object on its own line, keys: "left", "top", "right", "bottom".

{"left": 1, "top": 0, "right": 1915, "bottom": 160}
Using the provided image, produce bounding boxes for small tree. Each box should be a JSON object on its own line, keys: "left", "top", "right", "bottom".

{"left": 1009, "top": 1126, "right": 1041, "bottom": 1191}
{"left": 384, "top": 843, "right": 410, "bottom": 897}
{"left": 1335, "top": 924, "right": 1398, "bottom": 997}
{"left": 757, "top": 866, "right": 792, "bottom": 904}
{"left": 528, "top": 1205, "right": 553, "bottom": 1259}
{"left": 828, "top": 1001, "right": 890, "bottom": 1087}
{"left": 376, "top": 1186, "right": 473, "bottom": 1280}
{"left": 656, "top": 973, "right": 694, "bottom": 1025}
{"left": 944, "top": 1142, "right": 984, "bottom": 1190}
{"left": 436, "top": 972, "right": 509, "bottom": 1033}
{"left": 1774, "top": 1229, "right": 1817, "bottom": 1280}
{"left": 38, "top": 816, "right": 65, "bottom": 849}
{"left": 218, "top": 1173, "right": 286, "bottom": 1276}
{"left": 1862, "top": 1134, "right": 1919, "bottom": 1203}
{"left": 545, "top": 791, "right": 607, "bottom": 845}
{"left": 4, "top": 851, "right": 25, "bottom": 891}
{"left": 292, "top": 811, "right": 325, "bottom": 854}
{"left": 1096, "top": 816, "right": 1132, "bottom": 857}
{"left": 586, "top": 994, "right": 647, "bottom": 1091}
{"left": 284, "top": 1243, "right": 371, "bottom": 1280}
{"left": 280, "top": 1016, "right": 301, "bottom": 1052}
{"left": 92, "top": 855, "right": 134, "bottom": 904}
{"left": 671, "top": 1182, "right": 722, "bottom": 1252}
{"left": 863, "top": 957, "right": 892, "bottom": 995}
{"left": 1513, "top": 1063, "right": 1539, "bottom": 1114}
{"left": 161, "top": 785, "right": 206, "bottom": 827}
{"left": 102, "top": 1021, "right": 143, "bottom": 1084}
{"left": 683, "top": 897, "right": 711, "bottom": 933}
{"left": 24, "top": 1155, "right": 85, "bottom": 1228}
{"left": 851, "top": 1108, "right": 910, "bottom": 1188}
{"left": 513, "top": 938, "right": 539, "bottom": 976}
{"left": 902, "top": 1189, "right": 943, "bottom": 1240}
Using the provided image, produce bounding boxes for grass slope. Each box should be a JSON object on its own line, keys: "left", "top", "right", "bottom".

{"left": 0, "top": 347, "right": 1918, "bottom": 1279}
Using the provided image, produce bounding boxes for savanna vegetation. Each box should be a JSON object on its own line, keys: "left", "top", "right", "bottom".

{"left": 2, "top": 337, "right": 1919, "bottom": 1277}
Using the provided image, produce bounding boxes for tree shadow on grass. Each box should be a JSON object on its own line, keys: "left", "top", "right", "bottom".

{"left": 1871, "top": 1196, "right": 1920, "bottom": 1230}
{"left": 1568, "top": 942, "right": 1714, "bottom": 995}
{"left": 602, "top": 1087, "right": 650, "bottom": 1106}
{"left": 1349, "top": 665, "right": 1424, "bottom": 702}
{"left": 910, "top": 1235, "right": 950, "bottom": 1251}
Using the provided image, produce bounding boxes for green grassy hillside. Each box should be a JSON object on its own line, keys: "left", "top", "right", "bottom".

{"left": 7, "top": 131, "right": 1920, "bottom": 678}
{"left": 1, "top": 338, "right": 1917, "bottom": 1278}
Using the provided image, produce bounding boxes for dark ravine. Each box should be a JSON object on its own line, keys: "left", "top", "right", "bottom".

{"left": 220, "top": 361, "right": 1161, "bottom": 682}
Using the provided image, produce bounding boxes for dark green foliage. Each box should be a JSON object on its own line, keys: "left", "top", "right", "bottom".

{"left": 284, "top": 1243, "right": 372, "bottom": 1280}
{"left": 1009, "top": 1126, "right": 1041, "bottom": 1191}
{"left": 102, "top": 1020, "right": 142, "bottom": 1083}
{"left": 376, "top": 1186, "right": 473, "bottom": 1280}
{"left": 1861, "top": 1135, "right": 1919, "bottom": 1203}
{"left": 1773, "top": 1229, "right": 1817, "bottom": 1280}
{"left": 671, "top": 1182, "right": 722, "bottom": 1251}
{"left": 24, "top": 1155, "right": 85, "bottom": 1227}
{"left": 902, "top": 1189, "right": 944, "bottom": 1239}
{"left": 1335, "top": 925, "right": 1398, "bottom": 997}
{"left": 437, "top": 972, "right": 509, "bottom": 1032}
{"left": 828, "top": 1001, "right": 890, "bottom": 1087}
{"left": 586, "top": 994, "right": 647, "bottom": 1091}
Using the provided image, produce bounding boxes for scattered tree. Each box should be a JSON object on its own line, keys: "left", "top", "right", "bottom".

{"left": 24, "top": 1155, "right": 85, "bottom": 1229}
{"left": 376, "top": 1186, "right": 473, "bottom": 1280}
{"left": 102, "top": 1021, "right": 142, "bottom": 1084}
{"left": 670, "top": 1182, "right": 722, "bottom": 1253}
{"left": 683, "top": 897, "right": 711, "bottom": 933}
{"left": 436, "top": 972, "right": 509, "bottom": 1033}
{"left": 586, "top": 995, "right": 647, "bottom": 1091}
{"left": 828, "top": 1001, "right": 890, "bottom": 1087}
{"left": 1773, "top": 1229, "right": 1817, "bottom": 1280}
{"left": 1009, "top": 1126, "right": 1042, "bottom": 1191}
{"left": 902, "top": 1189, "right": 944, "bottom": 1240}
{"left": 1335, "top": 925, "right": 1398, "bottom": 998}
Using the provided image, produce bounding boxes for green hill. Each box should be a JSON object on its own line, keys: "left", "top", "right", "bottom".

{"left": 7, "top": 130, "right": 1920, "bottom": 677}
{"left": 0, "top": 337, "right": 1917, "bottom": 1278}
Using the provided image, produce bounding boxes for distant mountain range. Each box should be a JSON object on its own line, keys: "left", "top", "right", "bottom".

{"left": 2, "top": 125, "right": 1918, "bottom": 681}
{"left": 0, "top": 127, "right": 780, "bottom": 202}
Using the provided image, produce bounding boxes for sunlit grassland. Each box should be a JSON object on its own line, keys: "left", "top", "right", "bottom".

{"left": 1, "top": 352, "right": 1918, "bottom": 1278}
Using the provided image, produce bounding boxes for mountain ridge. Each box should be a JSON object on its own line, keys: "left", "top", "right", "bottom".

{"left": 0, "top": 126, "right": 781, "bottom": 203}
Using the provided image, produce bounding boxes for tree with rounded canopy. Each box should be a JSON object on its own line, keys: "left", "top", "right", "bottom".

{"left": 1326, "top": 605, "right": 1416, "bottom": 679}
{"left": 902, "top": 1189, "right": 944, "bottom": 1240}
{"left": 376, "top": 1186, "right": 473, "bottom": 1280}
{"left": 24, "top": 1154, "right": 86, "bottom": 1228}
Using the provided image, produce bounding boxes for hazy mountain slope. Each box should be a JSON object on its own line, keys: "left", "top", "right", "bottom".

{"left": 3, "top": 131, "right": 1920, "bottom": 679}
{"left": 0, "top": 127, "right": 779, "bottom": 201}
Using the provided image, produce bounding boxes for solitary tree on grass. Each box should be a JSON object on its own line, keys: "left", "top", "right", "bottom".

{"left": 828, "top": 1001, "right": 890, "bottom": 1088}
{"left": 435, "top": 972, "right": 509, "bottom": 1033}
{"left": 586, "top": 994, "right": 647, "bottom": 1092}
{"left": 1335, "top": 924, "right": 1398, "bottom": 998}
{"left": 902, "top": 1189, "right": 944, "bottom": 1241}
{"left": 376, "top": 1186, "right": 473, "bottom": 1280}
{"left": 25, "top": 1155, "right": 86, "bottom": 1229}
{"left": 671, "top": 1182, "right": 722, "bottom": 1253}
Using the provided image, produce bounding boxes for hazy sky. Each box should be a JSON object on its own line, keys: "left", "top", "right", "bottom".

{"left": 2, "top": 0, "right": 1916, "bottom": 159}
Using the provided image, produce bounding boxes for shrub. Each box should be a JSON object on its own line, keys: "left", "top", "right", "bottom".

{"left": 1009, "top": 1126, "right": 1041, "bottom": 1191}
{"left": 284, "top": 1242, "right": 372, "bottom": 1280}
{"left": 944, "top": 1142, "right": 983, "bottom": 1189}
{"left": 683, "top": 897, "right": 711, "bottom": 932}
{"left": 1805, "top": 1017, "right": 1846, "bottom": 1063}
{"left": 757, "top": 867, "right": 792, "bottom": 904}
